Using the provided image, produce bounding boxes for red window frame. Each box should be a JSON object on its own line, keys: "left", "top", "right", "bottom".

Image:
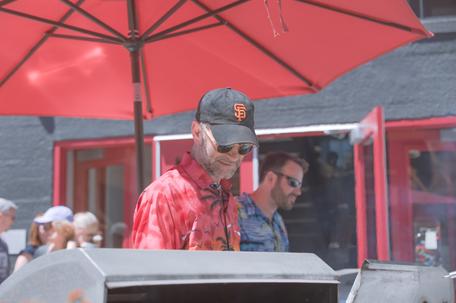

{"left": 53, "top": 136, "right": 154, "bottom": 229}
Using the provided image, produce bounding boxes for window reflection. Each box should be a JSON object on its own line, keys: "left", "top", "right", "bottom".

{"left": 259, "top": 135, "right": 357, "bottom": 270}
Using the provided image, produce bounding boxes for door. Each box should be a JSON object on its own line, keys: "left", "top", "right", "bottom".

{"left": 54, "top": 139, "right": 153, "bottom": 248}
{"left": 389, "top": 128, "right": 456, "bottom": 270}
{"left": 351, "top": 106, "right": 389, "bottom": 266}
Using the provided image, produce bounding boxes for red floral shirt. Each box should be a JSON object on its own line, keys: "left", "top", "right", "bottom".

{"left": 131, "top": 153, "right": 240, "bottom": 250}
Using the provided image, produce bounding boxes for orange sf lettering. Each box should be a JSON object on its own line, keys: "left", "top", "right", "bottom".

{"left": 234, "top": 104, "right": 247, "bottom": 121}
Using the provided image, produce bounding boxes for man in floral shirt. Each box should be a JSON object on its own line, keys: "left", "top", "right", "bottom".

{"left": 132, "top": 88, "right": 257, "bottom": 250}
{"left": 238, "top": 152, "right": 308, "bottom": 252}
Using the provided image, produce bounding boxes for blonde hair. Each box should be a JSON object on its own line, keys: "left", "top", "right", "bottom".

{"left": 74, "top": 212, "right": 99, "bottom": 235}
{"left": 53, "top": 220, "right": 75, "bottom": 242}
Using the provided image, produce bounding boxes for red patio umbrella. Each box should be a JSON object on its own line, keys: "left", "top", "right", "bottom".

{"left": 0, "top": 0, "right": 431, "bottom": 192}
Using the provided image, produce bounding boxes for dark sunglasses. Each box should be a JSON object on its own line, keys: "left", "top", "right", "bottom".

{"left": 216, "top": 143, "right": 253, "bottom": 155}
{"left": 202, "top": 124, "right": 254, "bottom": 155}
{"left": 272, "top": 171, "right": 302, "bottom": 188}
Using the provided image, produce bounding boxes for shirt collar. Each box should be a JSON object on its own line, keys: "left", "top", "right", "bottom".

{"left": 242, "top": 193, "right": 280, "bottom": 223}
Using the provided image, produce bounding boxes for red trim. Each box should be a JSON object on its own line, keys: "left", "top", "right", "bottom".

{"left": 355, "top": 106, "right": 390, "bottom": 262}
{"left": 354, "top": 144, "right": 368, "bottom": 267}
{"left": 55, "top": 136, "right": 154, "bottom": 149}
{"left": 53, "top": 145, "right": 66, "bottom": 206}
{"left": 373, "top": 107, "right": 390, "bottom": 260}
{"left": 386, "top": 116, "right": 456, "bottom": 129}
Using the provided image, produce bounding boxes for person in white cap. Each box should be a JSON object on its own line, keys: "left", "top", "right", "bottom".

{"left": 32, "top": 205, "right": 74, "bottom": 258}
{"left": 34, "top": 205, "right": 73, "bottom": 225}
{"left": 0, "top": 197, "right": 17, "bottom": 284}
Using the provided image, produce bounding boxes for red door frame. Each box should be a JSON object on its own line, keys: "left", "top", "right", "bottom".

{"left": 353, "top": 106, "right": 389, "bottom": 266}
{"left": 53, "top": 136, "right": 154, "bottom": 229}
{"left": 387, "top": 116, "right": 456, "bottom": 263}
{"left": 388, "top": 131, "right": 456, "bottom": 268}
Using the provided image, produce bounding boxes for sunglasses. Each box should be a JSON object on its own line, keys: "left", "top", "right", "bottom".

{"left": 216, "top": 143, "right": 254, "bottom": 155}
{"left": 272, "top": 171, "right": 302, "bottom": 188}
{"left": 202, "top": 124, "right": 254, "bottom": 155}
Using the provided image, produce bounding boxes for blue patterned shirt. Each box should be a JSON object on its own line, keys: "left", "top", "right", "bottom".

{"left": 237, "top": 193, "right": 289, "bottom": 252}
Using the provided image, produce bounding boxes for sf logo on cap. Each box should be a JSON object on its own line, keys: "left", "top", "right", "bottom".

{"left": 234, "top": 103, "right": 247, "bottom": 121}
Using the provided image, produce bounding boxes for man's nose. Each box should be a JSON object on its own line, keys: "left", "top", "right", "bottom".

{"left": 293, "top": 186, "right": 302, "bottom": 195}
{"left": 226, "top": 145, "right": 241, "bottom": 158}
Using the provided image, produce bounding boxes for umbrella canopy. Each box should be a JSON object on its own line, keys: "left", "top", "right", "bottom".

{"left": 0, "top": 0, "right": 431, "bottom": 191}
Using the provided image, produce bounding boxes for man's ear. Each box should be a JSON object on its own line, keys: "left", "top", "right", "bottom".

{"left": 191, "top": 121, "right": 202, "bottom": 142}
{"left": 266, "top": 171, "right": 276, "bottom": 185}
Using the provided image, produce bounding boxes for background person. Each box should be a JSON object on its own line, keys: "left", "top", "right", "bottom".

{"left": 47, "top": 220, "right": 75, "bottom": 252}
{"left": 71, "top": 212, "right": 102, "bottom": 248}
{"left": 13, "top": 213, "right": 47, "bottom": 272}
{"left": 32, "top": 205, "right": 74, "bottom": 258}
{"left": 0, "top": 197, "right": 17, "bottom": 284}
{"left": 132, "top": 88, "right": 258, "bottom": 250}
{"left": 238, "top": 152, "right": 308, "bottom": 252}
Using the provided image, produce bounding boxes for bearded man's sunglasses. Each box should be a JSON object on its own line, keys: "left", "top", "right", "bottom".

{"left": 202, "top": 124, "right": 254, "bottom": 155}
{"left": 272, "top": 171, "right": 302, "bottom": 188}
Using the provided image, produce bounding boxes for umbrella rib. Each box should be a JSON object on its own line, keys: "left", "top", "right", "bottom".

{"left": 0, "top": 0, "right": 15, "bottom": 7}
{"left": 47, "top": 33, "right": 121, "bottom": 45}
{"left": 0, "top": 7, "right": 123, "bottom": 43}
{"left": 146, "top": 22, "right": 224, "bottom": 43}
{"left": 192, "top": 0, "right": 318, "bottom": 91}
{"left": 144, "top": 0, "right": 247, "bottom": 43}
{"left": 139, "top": 48, "right": 153, "bottom": 115}
{"left": 60, "top": 0, "right": 127, "bottom": 41}
{"left": 295, "top": 0, "right": 429, "bottom": 36}
{"left": 140, "top": 0, "right": 188, "bottom": 41}
{"left": 0, "top": 0, "right": 88, "bottom": 87}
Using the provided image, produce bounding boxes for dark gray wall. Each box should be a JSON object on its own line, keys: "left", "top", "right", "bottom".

{"left": 1, "top": 19, "right": 456, "bottom": 235}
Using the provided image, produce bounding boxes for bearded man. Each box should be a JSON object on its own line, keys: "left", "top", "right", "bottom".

{"left": 132, "top": 88, "right": 257, "bottom": 250}
{"left": 238, "top": 152, "right": 308, "bottom": 252}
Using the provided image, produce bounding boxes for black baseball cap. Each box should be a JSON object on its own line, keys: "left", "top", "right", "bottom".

{"left": 195, "top": 88, "right": 258, "bottom": 146}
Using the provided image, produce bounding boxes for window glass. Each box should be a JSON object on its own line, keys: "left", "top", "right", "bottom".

{"left": 65, "top": 143, "right": 152, "bottom": 248}
{"left": 259, "top": 135, "right": 357, "bottom": 270}
{"left": 388, "top": 127, "right": 456, "bottom": 271}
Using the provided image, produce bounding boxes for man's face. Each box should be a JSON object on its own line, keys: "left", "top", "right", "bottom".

{"left": 271, "top": 161, "right": 304, "bottom": 211}
{"left": 199, "top": 124, "right": 251, "bottom": 180}
{"left": 0, "top": 208, "right": 16, "bottom": 233}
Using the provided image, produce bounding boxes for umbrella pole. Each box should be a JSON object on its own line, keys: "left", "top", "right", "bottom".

{"left": 131, "top": 49, "right": 146, "bottom": 196}
{"left": 127, "top": 0, "right": 145, "bottom": 196}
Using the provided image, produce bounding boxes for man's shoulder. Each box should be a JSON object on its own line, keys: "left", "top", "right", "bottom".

{"left": 236, "top": 193, "right": 255, "bottom": 218}
{"left": 236, "top": 193, "right": 251, "bottom": 205}
{"left": 139, "top": 167, "right": 195, "bottom": 206}
{"left": 144, "top": 168, "right": 187, "bottom": 192}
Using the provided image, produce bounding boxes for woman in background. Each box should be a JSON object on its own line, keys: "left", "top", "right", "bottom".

{"left": 13, "top": 213, "right": 49, "bottom": 272}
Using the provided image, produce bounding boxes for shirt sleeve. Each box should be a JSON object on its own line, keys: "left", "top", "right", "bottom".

{"left": 131, "top": 187, "right": 181, "bottom": 249}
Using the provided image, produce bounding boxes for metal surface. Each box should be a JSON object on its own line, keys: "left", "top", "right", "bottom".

{"left": 0, "top": 249, "right": 339, "bottom": 303}
{"left": 347, "top": 260, "right": 454, "bottom": 303}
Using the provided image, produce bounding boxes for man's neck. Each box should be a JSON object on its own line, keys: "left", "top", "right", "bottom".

{"left": 190, "top": 148, "right": 221, "bottom": 183}
{"left": 250, "top": 189, "right": 277, "bottom": 220}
